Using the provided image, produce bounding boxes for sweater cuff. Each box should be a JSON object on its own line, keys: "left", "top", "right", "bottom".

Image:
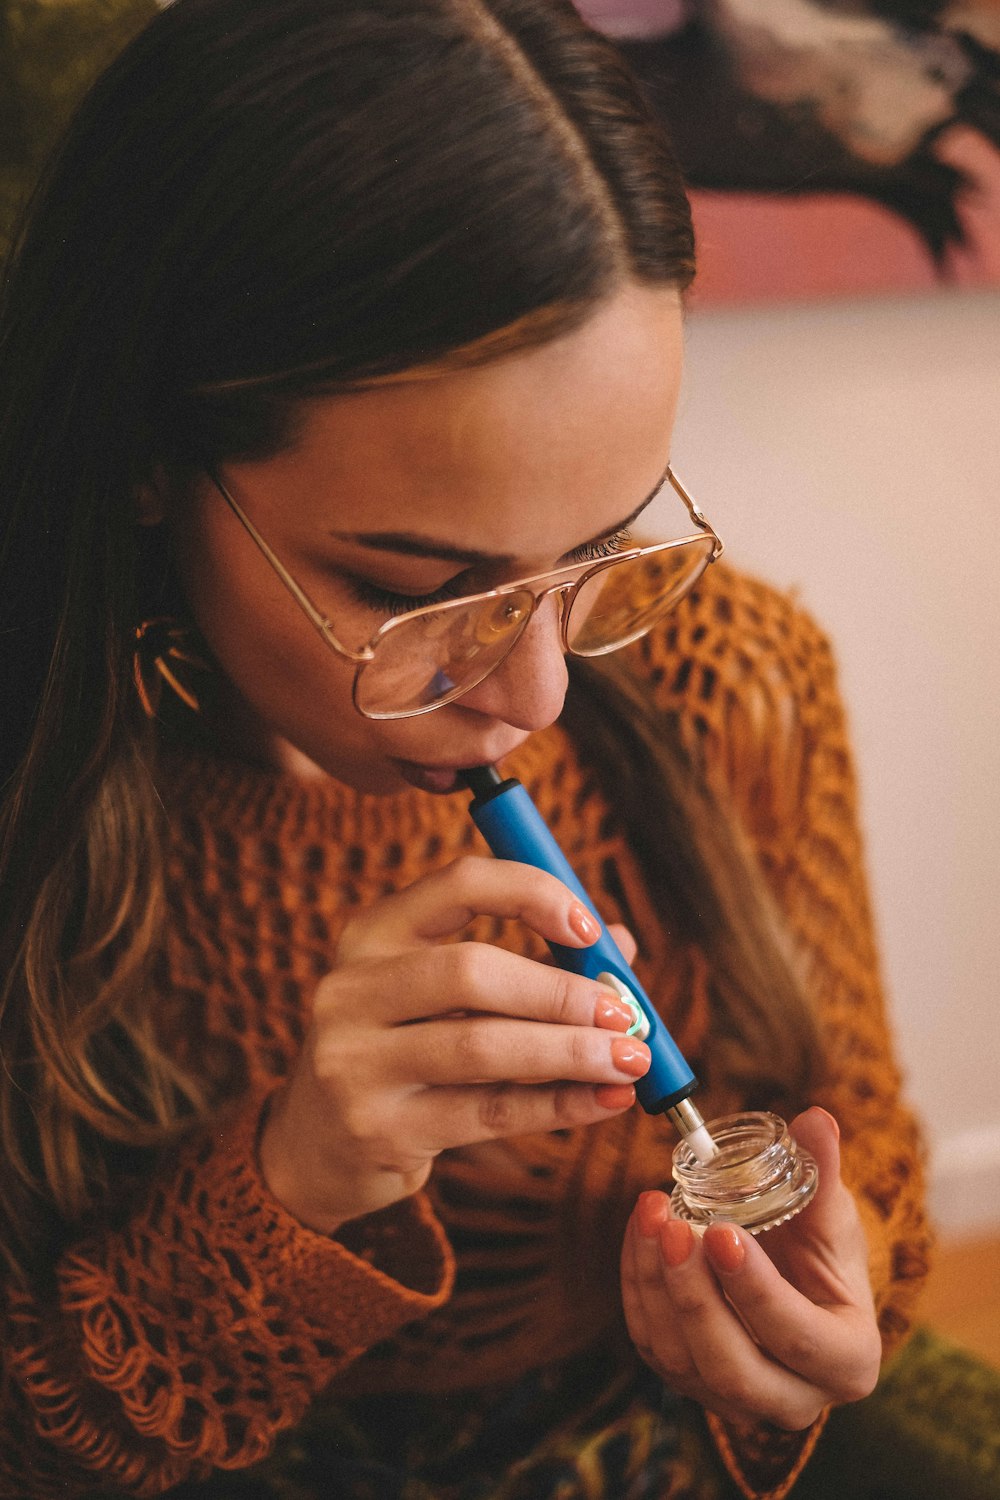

{"left": 173, "top": 1089, "right": 455, "bottom": 1351}
{"left": 705, "top": 1408, "right": 830, "bottom": 1500}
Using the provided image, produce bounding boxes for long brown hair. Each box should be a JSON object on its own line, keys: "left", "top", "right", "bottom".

{"left": 0, "top": 0, "right": 815, "bottom": 1283}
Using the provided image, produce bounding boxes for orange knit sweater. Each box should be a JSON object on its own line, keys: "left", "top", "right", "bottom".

{"left": 0, "top": 565, "right": 930, "bottom": 1499}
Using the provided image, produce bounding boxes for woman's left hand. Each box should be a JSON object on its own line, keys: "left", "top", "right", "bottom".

{"left": 620, "top": 1107, "right": 883, "bottom": 1430}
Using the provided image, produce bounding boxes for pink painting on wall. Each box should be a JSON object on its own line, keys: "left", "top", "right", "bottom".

{"left": 577, "top": 1, "right": 1000, "bottom": 307}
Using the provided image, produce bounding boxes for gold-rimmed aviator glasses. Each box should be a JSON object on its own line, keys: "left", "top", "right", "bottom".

{"left": 208, "top": 466, "right": 723, "bottom": 720}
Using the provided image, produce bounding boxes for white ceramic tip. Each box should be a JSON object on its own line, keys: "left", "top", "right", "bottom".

{"left": 685, "top": 1124, "right": 720, "bottom": 1164}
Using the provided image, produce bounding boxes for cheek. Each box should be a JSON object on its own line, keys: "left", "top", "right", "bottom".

{"left": 172, "top": 506, "right": 358, "bottom": 722}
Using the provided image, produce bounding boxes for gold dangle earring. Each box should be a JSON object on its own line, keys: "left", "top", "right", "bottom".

{"left": 133, "top": 616, "right": 211, "bottom": 717}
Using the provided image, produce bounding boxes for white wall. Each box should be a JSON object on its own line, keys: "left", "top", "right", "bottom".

{"left": 656, "top": 288, "right": 1000, "bottom": 1237}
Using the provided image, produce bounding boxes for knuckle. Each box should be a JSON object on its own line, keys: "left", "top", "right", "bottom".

{"left": 782, "top": 1328, "right": 825, "bottom": 1372}
{"left": 668, "top": 1282, "right": 709, "bottom": 1320}
{"left": 634, "top": 1261, "right": 666, "bottom": 1297}
{"left": 551, "top": 1086, "right": 605, "bottom": 1128}
{"left": 446, "top": 941, "right": 491, "bottom": 1000}
{"left": 567, "top": 1026, "right": 598, "bottom": 1076}
{"left": 334, "top": 907, "right": 381, "bottom": 964}
{"left": 838, "top": 1359, "right": 881, "bottom": 1404}
{"left": 770, "top": 1396, "right": 826, "bottom": 1432}
{"left": 453, "top": 1022, "right": 492, "bottom": 1075}
{"left": 550, "top": 1087, "right": 576, "bottom": 1127}
{"left": 548, "top": 972, "right": 578, "bottom": 1032}
{"left": 549, "top": 970, "right": 586, "bottom": 1026}
{"left": 830, "top": 1324, "right": 882, "bottom": 1403}
{"left": 446, "top": 853, "right": 486, "bottom": 891}
{"left": 478, "top": 1085, "right": 519, "bottom": 1135}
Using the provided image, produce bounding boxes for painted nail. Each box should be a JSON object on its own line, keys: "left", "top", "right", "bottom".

{"left": 594, "top": 993, "right": 634, "bottom": 1032}
{"left": 660, "top": 1218, "right": 693, "bottom": 1267}
{"left": 610, "top": 1037, "right": 651, "bottom": 1078}
{"left": 704, "top": 1224, "right": 745, "bottom": 1275}
{"left": 637, "top": 1190, "right": 670, "bottom": 1237}
{"left": 594, "top": 1083, "right": 636, "bottom": 1111}
{"left": 568, "top": 902, "right": 600, "bottom": 943}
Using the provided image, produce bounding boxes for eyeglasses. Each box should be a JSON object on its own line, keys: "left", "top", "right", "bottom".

{"left": 208, "top": 466, "right": 723, "bottom": 720}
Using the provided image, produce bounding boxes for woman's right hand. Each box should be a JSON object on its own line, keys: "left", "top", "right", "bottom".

{"left": 258, "top": 855, "right": 648, "bottom": 1233}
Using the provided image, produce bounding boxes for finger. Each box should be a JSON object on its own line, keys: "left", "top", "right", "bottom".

{"left": 320, "top": 942, "right": 635, "bottom": 1030}
{"left": 606, "top": 922, "right": 638, "bottom": 966}
{"left": 408, "top": 1079, "right": 636, "bottom": 1148}
{"left": 337, "top": 855, "right": 604, "bottom": 961}
{"left": 767, "top": 1108, "right": 873, "bottom": 1300}
{"left": 786, "top": 1107, "right": 847, "bottom": 1233}
{"left": 621, "top": 1192, "right": 694, "bottom": 1384}
{"left": 656, "top": 1218, "right": 829, "bottom": 1429}
{"left": 386, "top": 1012, "right": 651, "bottom": 1089}
{"left": 702, "top": 1223, "right": 881, "bottom": 1402}
{"left": 527, "top": 922, "right": 636, "bottom": 972}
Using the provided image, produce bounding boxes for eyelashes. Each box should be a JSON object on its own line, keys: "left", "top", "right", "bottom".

{"left": 342, "top": 528, "right": 633, "bottom": 617}
{"left": 342, "top": 574, "right": 474, "bottom": 616}
{"left": 570, "top": 527, "right": 631, "bottom": 563}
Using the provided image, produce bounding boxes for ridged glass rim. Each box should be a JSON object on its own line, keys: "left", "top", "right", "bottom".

{"left": 669, "top": 1110, "right": 818, "bottom": 1235}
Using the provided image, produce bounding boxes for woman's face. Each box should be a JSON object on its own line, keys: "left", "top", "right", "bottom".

{"left": 166, "top": 282, "right": 685, "bottom": 795}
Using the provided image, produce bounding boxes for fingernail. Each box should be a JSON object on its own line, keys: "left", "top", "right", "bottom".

{"left": 594, "top": 1083, "right": 636, "bottom": 1111}
{"left": 660, "top": 1218, "right": 693, "bottom": 1267}
{"left": 637, "top": 1190, "right": 670, "bottom": 1237}
{"left": 704, "top": 1224, "right": 745, "bottom": 1274}
{"left": 814, "top": 1106, "right": 840, "bottom": 1140}
{"left": 568, "top": 902, "right": 600, "bottom": 943}
{"left": 610, "top": 1037, "right": 651, "bottom": 1078}
{"left": 594, "top": 993, "right": 634, "bottom": 1032}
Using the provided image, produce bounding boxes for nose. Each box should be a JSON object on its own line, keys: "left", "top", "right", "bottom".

{"left": 455, "top": 591, "right": 569, "bottom": 731}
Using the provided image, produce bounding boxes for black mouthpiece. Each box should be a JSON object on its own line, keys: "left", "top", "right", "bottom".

{"left": 458, "top": 765, "right": 504, "bottom": 798}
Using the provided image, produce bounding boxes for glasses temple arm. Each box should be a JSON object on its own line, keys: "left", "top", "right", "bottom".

{"left": 207, "top": 469, "right": 373, "bottom": 662}
{"left": 667, "top": 467, "right": 725, "bottom": 560}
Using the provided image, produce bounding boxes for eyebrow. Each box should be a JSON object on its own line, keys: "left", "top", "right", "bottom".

{"left": 327, "top": 467, "right": 670, "bottom": 563}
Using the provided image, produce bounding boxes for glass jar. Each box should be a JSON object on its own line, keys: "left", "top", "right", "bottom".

{"left": 670, "top": 1111, "right": 818, "bottom": 1236}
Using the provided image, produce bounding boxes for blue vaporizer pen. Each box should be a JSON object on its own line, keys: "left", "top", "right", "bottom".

{"left": 460, "top": 765, "right": 717, "bottom": 1161}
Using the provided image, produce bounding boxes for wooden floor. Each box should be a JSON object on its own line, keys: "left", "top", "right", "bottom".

{"left": 918, "top": 1234, "right": 1000, "bottom": 1368}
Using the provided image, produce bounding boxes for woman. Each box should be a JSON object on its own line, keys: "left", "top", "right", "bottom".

{"left": 0, "top": 1, "right": 929, "bottom": 1496}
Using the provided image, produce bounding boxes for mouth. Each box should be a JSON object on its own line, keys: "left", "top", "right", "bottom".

{"left": 388, "top": 750, "right": 518, "bottom": 796}
{"left": 387, "top": 759, "right": 468, "bottom": 795}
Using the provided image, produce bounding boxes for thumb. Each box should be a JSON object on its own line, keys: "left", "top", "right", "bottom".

{"left": 788, "top": 1106, "right": 847, "bottom": 1232}
{"left": 790, "top": 1104, "right": 840, "bottom": 1164}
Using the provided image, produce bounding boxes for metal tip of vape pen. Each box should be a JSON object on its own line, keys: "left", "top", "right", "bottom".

{"left": 665, "top": 1098, "right": 719, "bottom": 1163}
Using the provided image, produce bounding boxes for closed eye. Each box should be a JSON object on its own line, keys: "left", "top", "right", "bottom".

{"left": 342, "top": 528, "right": 634, "bottom": 617}
{"left": 341, "top": 573, "right": 478, "bottom": 617}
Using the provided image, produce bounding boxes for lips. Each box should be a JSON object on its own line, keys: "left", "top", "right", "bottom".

{"left": 388, "top": 747, "right": 521, "bottom": 796}
{"left": 388, "top": 759, "right": 466, "bottom": 794}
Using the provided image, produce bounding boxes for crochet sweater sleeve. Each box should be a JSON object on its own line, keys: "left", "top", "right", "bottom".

{"left": 0, "top": 1089, "right": 454, "bottom": 1497}
{"left": 647, "top": 572, "right": 932, "bottom": 1500}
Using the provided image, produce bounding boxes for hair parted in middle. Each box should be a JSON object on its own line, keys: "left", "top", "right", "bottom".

{"left": 0, "top": 0, "right": 819, "bottom": 1285}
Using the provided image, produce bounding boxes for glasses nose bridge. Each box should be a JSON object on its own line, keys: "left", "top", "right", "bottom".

{"left": 524, "top": 577, "right": 575, "bottom": 646}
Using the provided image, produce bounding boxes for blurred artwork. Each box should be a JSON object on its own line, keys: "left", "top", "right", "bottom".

{"left": 577, "top": 0, "right": 1000, "bottom": 305}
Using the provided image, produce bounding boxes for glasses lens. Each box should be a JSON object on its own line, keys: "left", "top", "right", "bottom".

{"left": 355, "top": 590, "right": 534, "bottom": 718}
{"left": 566, "top": 538, "right": 715, "bottom": 656}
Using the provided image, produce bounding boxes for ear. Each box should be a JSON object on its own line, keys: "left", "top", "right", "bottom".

{"left": 134, "top": 466, "right": 170, "bottom": 527}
